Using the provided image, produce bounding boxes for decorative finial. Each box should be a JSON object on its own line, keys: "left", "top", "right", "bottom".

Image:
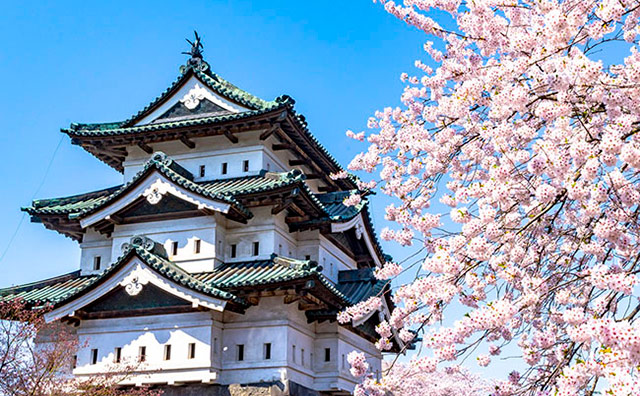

{"left": 182, "top": 31, "right": 204, "bottom": 66}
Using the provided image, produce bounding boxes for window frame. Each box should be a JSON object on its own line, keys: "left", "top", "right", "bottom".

{"left": 237, "top": 344, "right": 244, "bottom": 361}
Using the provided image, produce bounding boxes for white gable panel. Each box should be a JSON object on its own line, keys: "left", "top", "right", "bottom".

{"left": 330, "top": 213, "right": 382, "bottom": 267}
{"left": 44, "top": 257, "right": 227, "bottom": 323}
{"left": 79, "top": 171, "right": 231, "bottom": 229}
{"left": 134, "top": 75, "right": 251, "bottom": 126}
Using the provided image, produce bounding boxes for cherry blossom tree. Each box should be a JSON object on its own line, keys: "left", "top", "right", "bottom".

{"left": 0, "top": 299, "right": 161, "bottom": 396}
{"left": 349, "top": 351, "right": 488, "bottom": 396}
{"left": 338, "top": 1, "right": 640, "bottom": 395}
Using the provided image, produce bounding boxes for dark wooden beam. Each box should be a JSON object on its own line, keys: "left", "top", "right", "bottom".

{"left": 284, "top": 295, "right": 302, "bottom": 304}
{"left": 137, "top": 142, "right": 153, "bottom": 154}
{"left": 86, "top": 144, "right": 126, "bottom": 158}
{"left": 105, "top": 214, "right": 123, "bottom": 225}
{"left": 305, "top": 173, "right": 321, "bottom": 180}
{"left": 289, "top": 159, "right": 307, "bottom": 166}
{"left": 355, "top": 255, "right": 374, "bottom": 263}
{"left": 272, "top": 143, "right": 293, "bottom": 151}
{"left": 318, "top": 186, "right": 338, "bottom": 192}
{"left": 224, "top": 130, "right": 238, "bottom": 144}
{"left": 259, "top": 123, "right": 281, "bottom": 141}
{"left": 272, "top": 198, "right": 294, "bottom": 215}
{"left": 285, "top": 215, "right": 310, "bottom": 223}
{"left": 179, "top": 136, "right": 196, "bottom": 149}
{"left": 299, "top": 302, "right": 328, "bottom": 311}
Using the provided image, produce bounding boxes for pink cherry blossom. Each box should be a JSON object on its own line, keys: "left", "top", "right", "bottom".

{"left": 344, "top": 0, "right": 640, "bottom": 394}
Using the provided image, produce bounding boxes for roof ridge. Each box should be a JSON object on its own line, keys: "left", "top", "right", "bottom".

{"left": 30, "top": 186, "right": 122, "bottom": 209}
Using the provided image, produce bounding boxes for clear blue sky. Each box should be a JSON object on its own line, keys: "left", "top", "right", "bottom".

{"left": 0, "top": 1, "right": 426, "bottom": 286}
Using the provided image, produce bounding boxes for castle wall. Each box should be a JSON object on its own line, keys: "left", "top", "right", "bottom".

{"left": 60, "top": 296, "right": 378, "bottom": 393}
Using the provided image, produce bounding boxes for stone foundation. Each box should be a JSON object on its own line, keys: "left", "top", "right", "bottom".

{"left": 155, "top": 380, "right": 326, "bottom": 396}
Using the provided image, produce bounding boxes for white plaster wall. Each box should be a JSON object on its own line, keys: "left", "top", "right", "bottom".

{"left": 224, "top": 207, "right": 296, "bottom": 262}
{"left": 314, "top": 322, "right": 382, "bottom": 391}
{"left": 219, "top": 297, "right": 316, "bottom": 387}
{"left": 121, "top": 131, "right": 322, "bottom": 192}
{"left": 80, "top": 229, "right": 113, "bottom": 275}
{"left": 72, "top": 312, "right": 218, "bottom": 385}
{"left": 43, "top": 295, "right": 380, "bottom": 392}
{"left": 261, "top": 135, "right": 321, "bottom": 193}
{"left": 111, "top": 217, "right": 217, "bottom": 273}
{"left": 319, "top": 236, "right": 357, "bottom": 283}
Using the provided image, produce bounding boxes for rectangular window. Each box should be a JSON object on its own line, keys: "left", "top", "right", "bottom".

{"left": 188, "top": 343, "right": 196, "bottom": 359}
{"left": 264, "top": 343, "right": 271, "bottom": 360}
{"left": 72, "top": 355, "right": 77, "bottom": 369}
{"left": 138, "top": 346, "right": 146, "bottom": 362}
{"left": 305, "top": 255, "right": 311, "bottom": 261}
{"left": 324, "top": 348, "right": 331, "bottom": 362}
{"left": 243, "top": 160, "right": 249, "bottom": 172}
{"left": 342, "top": 354, "right": 346, "bottom": 370}
{"left": 292, "top": 345, "right": 296, "bottom": 363}
{"left": 91, "top": 349, "right": 98, "bottom": 365}
{"left": 253, "top": 241, "right": 259, "bottom": 256}
{"left": 221, "top": 162, "right": 228, "bottom": 175}
{"left": 199, "top": 165, "right": 206, "bottom": 178}
{"left": 114, "top": 347, "right": 121, "bottom": 363}
{"left": 93, "top": 256, "right": 101, "bottom": 271}
{"left": 301, "top": 348, "right": 305, "bottom": 366}
{"left": 237, "top": 344, "right": 244, "bottom": 361}
{"left": 194, "top": 239, "right": 201, "bottom": 254}
{"left": 310, "top": 352, "right": 314, "bottom": 370}
{"left": 172, "top": 241, "right": 178, "bottom": 256}
{"left": 164, "top": 345, "right": 172, "bottom": 361}
{"left": 230, "top": 244, "right": 237, "bottom": 258}
{"left": 213, "top": 338, "right": 218, "bottom": 355}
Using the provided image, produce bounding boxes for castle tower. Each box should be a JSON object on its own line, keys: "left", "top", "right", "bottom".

{"left": 0, "top": 34, "right": 399, "bottom": 395}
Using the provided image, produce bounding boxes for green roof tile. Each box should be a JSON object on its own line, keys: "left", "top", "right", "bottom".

{"left": 0, "top": 236, "right": 242, "bottom": 307}
{"left": 0, "top": 249, "right": 384, "bottom": 311}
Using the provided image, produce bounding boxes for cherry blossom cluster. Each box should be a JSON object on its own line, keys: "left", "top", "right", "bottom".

{"left": 340, "top": 0, "right": 640, "bottom": 394}
{"left": 350, "top": 359, "right": 488, "bottom": 396}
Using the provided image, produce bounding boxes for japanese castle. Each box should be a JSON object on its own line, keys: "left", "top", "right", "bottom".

{"left": 0, "top": 35, "right": 397, "bottom": 395}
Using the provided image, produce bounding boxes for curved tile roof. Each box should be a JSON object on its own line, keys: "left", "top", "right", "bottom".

{"left": 0, "top": 253, "right": 381, "bottom": 310}
{"left": 0, "top": 236, "right": 242, "bottom": 306}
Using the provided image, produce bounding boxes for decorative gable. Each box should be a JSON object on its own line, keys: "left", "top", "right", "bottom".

{"left": 155, "top": 97, "right": 229, "bottom": 123}
{"left": 133, "top": 76, "right": 251, "bottom": 126}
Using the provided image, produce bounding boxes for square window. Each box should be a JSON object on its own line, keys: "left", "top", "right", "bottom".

{"left": 188, "top": 343, "right": 196, "bottom": 359}
{"left": 237, "top": 344, "right": 244, "bottom": 361}
{"left": 138, "top": 346, "right": 146, "bottom": 362}
{"left": 114, "top": 347, "right": 121, "bottom": 363}
{"left": 199, "top": 165, "right": 206, "bottom": 178}
{"left": 221, "top": 163, "right": 228, "bottom": 175}
{"left": 164, "top": 345, "right": 172, "bottom": 361}
{"left": 194, "top": 239, "right": 201, "bottom": 254}
{"left": 305, "top": 255, "right": 311, "bottom": 261}
{"left": 253, "top": 242, "right": 259, "bottom": 256}
{"left": 93, "top": 256, "right": 101, "bottom": 271}
{"left": 172, "top": 241, "right": 178, "bottom": 256}
{"left": 231, "top": 244, "right": 237, "bottom": 258}
{"left": 264, "top": 343, "right": 271, "bottom": 360}
{"left": 243, "top": 160, "right": 249, "bottom": 172}
{"left": 324, "top": 348, "right": 331, "bottom": 362}
{"left": 90, "top": 349, "right": 98, "bottom": 365}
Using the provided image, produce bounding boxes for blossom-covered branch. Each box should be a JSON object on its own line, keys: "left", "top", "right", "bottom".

{"left": 343, "top": 0, "right": 640, "bottom": 394}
